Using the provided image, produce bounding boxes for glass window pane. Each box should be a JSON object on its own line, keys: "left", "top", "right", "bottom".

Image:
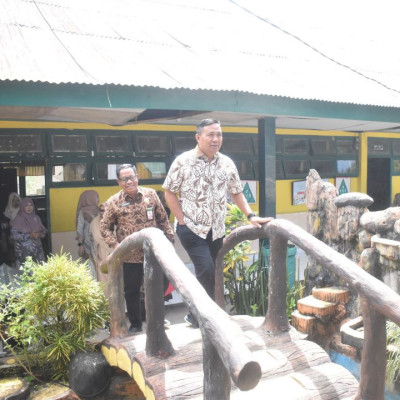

{"left": 95, "top": 135, "right": 130, "bottom": 153}
{"left": 337, "top": 139, "right": 357, "bottom": 154}
{"left": 311, "top": 159, "right": 336, "bottom": 175}
{"left": 223, "top": 136, "right": 253, "bottom": 156}
{"left": 173, "top": 136, "right": 196, "bottom": 154}
{"left": 234, "top": 160, "right": 254, "bottom": 178}
{"left": 52, "top": 163, "right": 86, "bottom": 182}
{"left": 136, "top": 162, "right": 166, "bottom": 179}
{"left": 95, "top": 163, "right": 118, "bottom": 180}
{"left": 283, "top": 138, "right": 308, "bottom": 154}
{"left": 26, "top": 175, "right": 45, "bottom": 196}
{"left": 0, "top": 135, "right": 42, "bottom": 153}
{"left": 311, "top": 137, "right": 336, "bottom": 154}
{"left": 276, "top": 160, "right": 284, "bottom": 178}
{"left": 136, "top": 136, "right": 168, "bottom": 154}
{"left": 392, "top": 141, "right": 400, "bottom": 156}
{"left": 284, "top": 159, "right": 309, "bottom": 175}
{"left": 393, "top": 160, "right": 400, "bottom": 174}
{"left": 337, "top": 160, "right": 357, "bottom": 175}
{"left": 368, "top": 139, "right": 390, "bottom": 155}
{"left": 51, "top": 135, "right": 87, "bottom": 153}
{"left": 276, "top": 137, "right": 283, "bottom": 154}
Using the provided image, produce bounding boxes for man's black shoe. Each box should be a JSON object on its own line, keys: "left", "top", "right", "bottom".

{"left": 128, "top": 325, "right": 142, "bottom": 335}
{"left": 184, "top": 313, "right": 199, "bottom": 329}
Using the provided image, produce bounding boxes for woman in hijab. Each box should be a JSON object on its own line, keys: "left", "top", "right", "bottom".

{"left": 4, "top": 192, "right": 21, "bottom": 221}
{"left": 10, "top": 197, "right": 47, "bottom": 269}
{"left": 76, "top": 190, "right": 99, "bottom": 278}
{"left": 1, "top": 192, "right": 21, "bottom": 265}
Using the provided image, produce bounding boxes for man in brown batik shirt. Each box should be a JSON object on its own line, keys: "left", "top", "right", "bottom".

{"left": 101, "top": 164, "right": 174, "bottom": 334}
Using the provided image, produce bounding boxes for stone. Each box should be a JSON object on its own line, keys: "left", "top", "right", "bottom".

{"left": 334, "top": 192, "right": 374, "bottom": 208}
{"left": 0, "top": 377, "right": 30, "bottom": 400}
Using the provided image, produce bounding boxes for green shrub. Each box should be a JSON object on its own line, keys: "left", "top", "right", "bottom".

{"left": 0, "top": 252, "right": 109, "bottom": 380}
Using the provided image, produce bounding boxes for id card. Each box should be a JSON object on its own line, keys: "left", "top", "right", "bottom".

{"left": 146, "top": 207, "right": 154, "bottom": 221}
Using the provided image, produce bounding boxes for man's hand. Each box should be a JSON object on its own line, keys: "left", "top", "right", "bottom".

{"left": 248, "top": 216, "right": 274, "bottom": 229}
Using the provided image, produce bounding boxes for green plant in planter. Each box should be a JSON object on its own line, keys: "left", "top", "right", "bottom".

{"left": 0, "top": 252, "right": 109, "bottom": 380}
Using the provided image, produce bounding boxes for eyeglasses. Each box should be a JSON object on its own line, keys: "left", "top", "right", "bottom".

{"left": 119, "top": 175, "right": 137, "bottom": 183}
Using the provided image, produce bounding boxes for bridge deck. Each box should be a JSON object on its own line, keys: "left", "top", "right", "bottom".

{"left": 101, "top": 315, "right": 358, "bottom": 399}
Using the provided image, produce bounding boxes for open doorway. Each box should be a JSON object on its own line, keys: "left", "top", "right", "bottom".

{"left": 367, "top": 158, "right": 391, "bottom": 211}
{"left": 0, "top": 163, "right": 49, "bottom": 264}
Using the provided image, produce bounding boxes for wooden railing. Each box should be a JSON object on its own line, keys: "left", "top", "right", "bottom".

{"left": 216, "top": 219, "right": 400, "bottom": 400}
{"left": 101, "top": 227, "right": 261, "bottom": 399}
{"left": 101, "top": 219, "right": 400, "bottom": 400}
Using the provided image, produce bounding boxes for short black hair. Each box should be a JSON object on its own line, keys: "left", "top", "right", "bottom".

{"left": 196, "top": 119, "right": 221, "bottom": 134}
{"left": 116, "top": 164, "right": 137, "bottom": 179}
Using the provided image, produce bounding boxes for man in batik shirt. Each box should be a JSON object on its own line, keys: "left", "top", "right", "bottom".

{"left": 163, "top": 119, "right": 272, "bottom": 327}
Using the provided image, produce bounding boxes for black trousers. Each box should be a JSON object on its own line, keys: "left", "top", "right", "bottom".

{"left": 176, "top": 225, "right": 223, "bottom": 300}
{"left": 123, "top": 262, "right": 170, "bottom": 328}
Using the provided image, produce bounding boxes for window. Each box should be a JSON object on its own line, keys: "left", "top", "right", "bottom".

{"left": 393, "top": 159, "right": 400, "bottom": 174}
{"left": 284, "top": 159, "right": 310, "bottom": 177}
{"left": 310, "top": 137, "right": 336, "bottom": 155}
{"left": 94, "top": 162, "right": 118, "bottom": 181}
{"left": 51, "top": 134, "right": 88, "bottom": 154}
{"left": 0, "top": 135, "right": 43, "bottom": 153}
{"left": 52, "top": 163, "right": 87, "bottom": 182}
{"left": 234, "top": 160, "right": 254, "bottom": 179}
{"left": 136, "top": 161, "right": 167, "bottom": 179}
{"left": 392, "top": 140, "right": 400, "bottom": 156}
{"left": 94, "top": 134, "right": 131, "bottom": 154}
{"left": 173, "top": 136, "right": 196, "bottom": 154}
{"left": 222, "top": 136, "right": 253, "bottom": 156}
{"left": 135, "top": 135, "right": 169, "bottom": 155}
{"left": 337, "top": 160, "right": 357, "bottom": 175}
{"left": 337, "top": 138, "right": 357, "bottom": 154}
{"left": 283, "top": 138, "right": 308, "bottom": 154}
{"left": 311, "top": 159, "right": 336, "bottom": 176}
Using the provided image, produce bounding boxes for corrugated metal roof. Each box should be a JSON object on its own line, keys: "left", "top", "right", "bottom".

{"left": 1, "top": 0, "right": 400, "bottom": 107}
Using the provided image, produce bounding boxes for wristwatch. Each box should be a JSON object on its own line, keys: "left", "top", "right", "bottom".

{"left": 247, "top": 212, "right": 256, "bottom": 220}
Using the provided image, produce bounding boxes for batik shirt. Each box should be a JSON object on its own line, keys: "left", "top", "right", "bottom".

{"left": 162, "top": 146, "right": 243, "bottom": 240}
{"left": 100, "top": 186, "right": 173, "bottom": 263}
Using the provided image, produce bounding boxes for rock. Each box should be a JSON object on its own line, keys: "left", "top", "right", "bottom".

{"left": 334, "top": 193, "right": 374, "bottom": 208}
{"left": 360, "top": 208, "right": 400, "bottom": 234}
{"left": 0, "top": 377, "right": 30, "bottom": 400}
{"left": 29, "top": 383, "right": 80, "bottom": 400}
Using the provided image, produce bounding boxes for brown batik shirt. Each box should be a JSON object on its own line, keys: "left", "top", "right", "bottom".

{"left": 100, "top": 186, "right": 174, "bottom": 263}
{"left": 162, "top": 145, "right": 243, "bottom": 240}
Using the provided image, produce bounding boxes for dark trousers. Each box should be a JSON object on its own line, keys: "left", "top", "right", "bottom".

{"left": 176, "top": 225, "right": 223, "bottom": 300}
{"left": 123, "top": 262, "right": 144, "bottom": 328}
{"left": 123, "top": 262, "right": 170, "bottom": 327}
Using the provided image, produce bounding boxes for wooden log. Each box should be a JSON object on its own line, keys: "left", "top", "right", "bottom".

{"left": 263, "top": 235, "right": 290, "bottom": 333}
{"left": 297, "top": 295, "right": 336, "bottom": 317}
{"left": 311, "top": 286, "right": 350, "bottom": 304}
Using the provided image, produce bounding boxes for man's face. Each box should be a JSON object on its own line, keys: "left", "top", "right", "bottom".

{"left": 117, "top": 168, "right": 139, "bottom": 196}
{"left": 195, "top": 123, "right": 223, "bottom": 160}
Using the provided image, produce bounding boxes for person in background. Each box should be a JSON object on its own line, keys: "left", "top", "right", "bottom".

{"left": 10, "top": 197, "right": 47, "bottom": 270}
{"left": 90, "top": 202, "right": 111, "bottom": 299}
{"left": 1, "top": 192, "right": 21, "bottom": 266}
{"left": 163, "top": 118, "right": 273, "bottom": 328}
{"left": 76, "top": 190, "right": 99, "bottom": 279}
{"left": 101, "top": 164, "right": 174, "bottom": 335}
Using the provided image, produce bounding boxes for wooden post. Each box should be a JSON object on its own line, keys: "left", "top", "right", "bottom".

{"left": 203, "top": 336, "right": 231, "bottom": 400}
{"left": 263, "top": 234, "right": 290, "bottom": 333}
{"left": 355, "top": 298, "right": 386, "bottom": 400}
{"left": 143, "top": 239, "right": 174, "bottom": 358}
{"left": 108, "top": 263, "right": 128, "bottom": 339}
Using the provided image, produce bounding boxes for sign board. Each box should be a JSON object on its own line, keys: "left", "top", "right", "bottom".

{"left": 335, "top": 177, "right": 350, "bottom": 194}
{"left": 292, "top": 180, "right": 307, "bottom": 205}
{"left": 241, "top": 180, "right": 256, "bottom": 204}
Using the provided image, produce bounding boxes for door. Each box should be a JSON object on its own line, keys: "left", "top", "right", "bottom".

{"left": 367, "top": 158, "right": 391, "bottom": 211}
{"left": 0, "top": 168, "right": 18, "bottom": 213}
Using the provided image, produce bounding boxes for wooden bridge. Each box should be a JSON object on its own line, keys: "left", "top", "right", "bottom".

{"left": 100, "top": 219, "right": 400, "bottom": 400}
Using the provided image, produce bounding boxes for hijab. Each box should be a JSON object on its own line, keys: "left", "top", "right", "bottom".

{"left": 4, "top": 192, "right": 21, "bottom": 220}
{"left": 10, "top": 197, "right": 45, "bottom": 234}
{"left": 76, "top": 190, "right": 99, "bottom": 225}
